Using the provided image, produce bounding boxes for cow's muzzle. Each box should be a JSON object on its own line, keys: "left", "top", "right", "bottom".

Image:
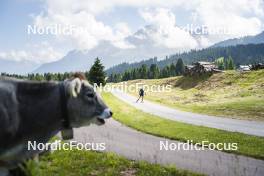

{"left": 97, "top": 108, "right": 113, "bottom": 124}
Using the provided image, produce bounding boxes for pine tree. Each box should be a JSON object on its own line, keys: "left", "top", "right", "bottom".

{"left": 139, "top": 64, "right": 148, "bottom": 79}
{"left": 215, "top": 57, "right": 225, "bottom": 70}
{"left": 224, "top": 57, "right": 229, "bottom": 70}
{"left": 149, "top": 64, "right": 159, "bottom": 79}
{"left": 228, "top": 56, "right": 235, "bottom": 70}
{"left": 88, "top": 58, "right": 106, "bottom": 86}
{"left": 161, "top": 66, "right": 170, "bottom": 78}
{"left": 44, "top": 73, "right": 50, "bottom": 81}
{"left": 218, "top": 62, "right": 224, "bottom": 70}
{"left": 169, "top": 63, "right": 176, "bottom": 76}
{"left": 108, "top": 73, "right": 114, "bottom": 82}
{"left": 122, "top": 71, "right": 131, "bottom": 81}
{"left": 132, "top": 69, "right": 137, "bottom": 80}
{"left": 175, "top": 58, "right": 185, "bottom": 75}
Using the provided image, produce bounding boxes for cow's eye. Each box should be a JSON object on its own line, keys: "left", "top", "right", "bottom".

{"left": 86, "top": 93, "right": 94, "bottom": 98}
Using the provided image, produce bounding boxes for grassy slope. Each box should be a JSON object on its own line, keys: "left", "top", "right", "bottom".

{"left": 116, "top": 70, "right": 264, "bottom": 121}
{"left": 29, "top": 149, "right": 201, "bottom": 176}
{"left": 103, "top": 92, "right": 264, "bottom": 159}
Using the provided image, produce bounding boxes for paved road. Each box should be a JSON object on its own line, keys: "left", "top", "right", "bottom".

{"left": 111, "top": 90, "right": 264, "bottom": 137}
{"left": 73, "top": 119, "right": 264, "bottom": 176}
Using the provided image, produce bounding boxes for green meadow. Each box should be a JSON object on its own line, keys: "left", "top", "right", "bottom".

{"left": 114, "top": 70, "right": 264, "bottom": 121}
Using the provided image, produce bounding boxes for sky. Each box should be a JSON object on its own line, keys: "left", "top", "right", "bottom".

{"left": 0, "top": 0, "right": 264, "bottom": 64}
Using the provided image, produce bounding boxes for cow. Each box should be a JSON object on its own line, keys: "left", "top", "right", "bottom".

{"left": 0, "top": 74, "right": 112, "bottom": 175}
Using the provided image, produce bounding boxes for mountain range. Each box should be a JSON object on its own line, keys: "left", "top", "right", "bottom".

{"left": 1, "top": 27, "right": 264, "bottom": 75}
{"left": 33, "top": 24, "right": 195, "bottom": 73}
{"left": 34, "top": 29, "right": 264, "bottom": 74}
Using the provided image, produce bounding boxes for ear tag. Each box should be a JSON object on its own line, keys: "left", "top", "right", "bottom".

{"left": 61, "top": 128, "right": 74, "bottom": 140}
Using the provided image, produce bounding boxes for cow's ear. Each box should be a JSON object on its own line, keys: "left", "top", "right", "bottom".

{"left": 67, "top": 78, "right": 82, "bottom": 97}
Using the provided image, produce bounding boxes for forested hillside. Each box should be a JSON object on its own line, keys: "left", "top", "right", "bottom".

{"left": 106, "top": 44, "right": 264, "bottom": 75}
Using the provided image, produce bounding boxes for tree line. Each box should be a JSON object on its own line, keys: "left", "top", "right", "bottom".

{"left": 108, "top": 56, "right": 236, "bottom": 82}
{"left": 108, "top": 58, "right": 185, "bottom": 82}
{"left": 1, "top": 55, "right": 236, "bottom": 84}
{"left": 1, "top": 58, "right": 107, "bottom": 86}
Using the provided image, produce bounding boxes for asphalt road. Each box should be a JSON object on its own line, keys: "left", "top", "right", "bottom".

{"left": 111, "top": 90, "right": 264, "bottom": 137}
{"left": 73, "top": 119, "right": 264, "bottom": 176}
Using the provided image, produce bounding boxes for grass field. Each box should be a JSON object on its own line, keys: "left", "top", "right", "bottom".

{"left": 26, "top": 149, "right": 201, "bottom": 176}
{"left": 114, "top": 70, "right": 264, "bottom": 121}
{"left": 103, "top": 92, "right": 264, "bottom": 159}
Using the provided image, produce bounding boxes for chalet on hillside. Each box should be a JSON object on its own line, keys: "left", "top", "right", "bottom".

{"left": 250, "top": 63, "right": 264, "bottom": 70}
{"left": 237, "top": 65, "right": 251, "bottom": 72}
{"left": 237, "top": 63, "right": 264, "bottom": 72}
{"left": 184, "top": 61, "right": 222, "bottom": 76}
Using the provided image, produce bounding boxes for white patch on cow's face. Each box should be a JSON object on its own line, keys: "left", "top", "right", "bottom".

{"left": 66, "top": 79, "right": 112, "bottom": 127}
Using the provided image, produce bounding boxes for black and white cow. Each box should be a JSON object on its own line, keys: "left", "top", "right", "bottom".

{"left": 0, "top": 75, "right": 112, "bottom": 173}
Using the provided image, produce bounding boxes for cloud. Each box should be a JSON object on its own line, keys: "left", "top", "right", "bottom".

{"left": 4, "top": 0, "right": 260, "bottom": 65}
{"left": 31, "top": 0, "right": 200, "bottom": 52}
{"left": 44, "top": 0, "right": 187, "bottom": 15}
{"left": 0, "top": 51, "right": 28, "bottom": 62}
{"left": 0, "top": 42, "right": 63, "bottom": 63}
{"left": 112, "top": 23, "right": 135, "bottom": 49}
{"left": 138, "top": 8, "right": 198, "bottom": 50}
{"left": 33, "top": 11, "right": 114, "bottom": 50}
{"left": 140, "top": 8, "right": 176, "bottom": 27}
{"left": 191, "top": 0, "right": 264, "bottom": 40}
{"left": 36, "top": 0, "right": 264, "bottom": 51}
{"left": 33, "top": 10, "right": 134, "bottom": 51}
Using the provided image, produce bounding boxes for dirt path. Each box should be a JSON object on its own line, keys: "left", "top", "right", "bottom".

{"left": 111, "top": 90, "right": 264, "bottom": 137}
{"left": 73, "top": 119, "right": 264, "bottom": 176}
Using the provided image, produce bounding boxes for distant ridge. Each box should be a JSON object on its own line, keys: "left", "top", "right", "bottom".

{"left": 212, "top": 31, "right": 264, "bottom": 48}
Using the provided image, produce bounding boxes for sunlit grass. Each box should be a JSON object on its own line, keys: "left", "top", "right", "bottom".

{"left": 114, "top": 70, "right": 264, "bottom": 120}
{"left": 28, "top": 149, "right": 201, "bottom": 176}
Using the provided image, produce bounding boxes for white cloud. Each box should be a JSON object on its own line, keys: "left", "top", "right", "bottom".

{"left": 5, "top": 0, "right": 260, "bottom": 64}
{"left": 139, "top": 8, "right": 198, "bottom": 50}
{"left": 36, "top": 0, "right": 264, "bottom": 51}
{"left": 192, "top": 0, "right": 264, "bottom": 41}
{"left": 112, "top": 23, "right": 135, "bottom": 48}
{"left": 44, "top": 0, "right": 187, "bottom": 15}
{"left": 31, "top": 0, "right": 198, "bottom": 52}
{"left": 34, "top": 11, "right": 114, "bottom": 50}
{"left": 0, "top": 51, "right": 28, "bottom": 62}
{"left": 140, "top": 8, "right": 176, "bottom": 28}
{"left": 33, "top": 7, "right": 134, "bottom": 50}
{"left": 0, "top": 42, "right": 63, "bottom": 63}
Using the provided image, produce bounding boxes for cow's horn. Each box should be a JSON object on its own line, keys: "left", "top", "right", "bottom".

{"left": 68, "top": 78, "right": 82, "bottom": 97}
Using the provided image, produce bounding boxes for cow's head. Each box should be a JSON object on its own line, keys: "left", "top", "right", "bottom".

{"left": 64, "top": 76, "right": 112, "bottom": 127}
